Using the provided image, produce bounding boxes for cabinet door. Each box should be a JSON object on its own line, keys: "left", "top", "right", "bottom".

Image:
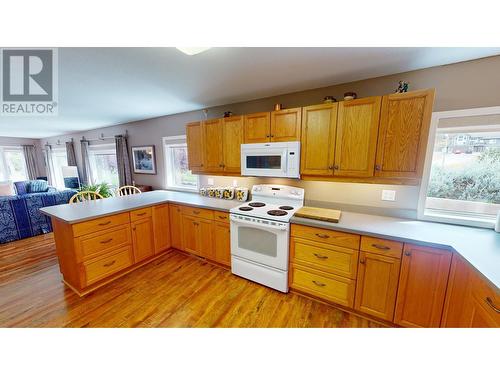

{"left": 131, "top": 218, "right": 154, "bottom": 263}
{"left": 271, "top": 108, "right": 302, "bottom": 142}
{"left": 441, "top": 253, "right": 472, "bottom": 327}
{"left": 186, "top": 121, "right": 204, "bottom": 172}
{"left": 300, "top": 103, "right": 337, "bottom": 176}
{"left": 152, "top": 204, "right": 171, "bottom": 254}
{"left": 182, "top": 215, "right": 200, "bottom": 255}
{"left": 461, "top": 273, "right": 500, "bottom": 328}
{"left": 202, "top": 119, "right": 224, "bottom": 173}
{"left": 375, "top": 89, "right": 435, "bottom": 179}
{"left": 214, "top": 221, "right": 231, "bottom": 266}
{"left": 199, "top": 218, "right": 215, "bottom": 261}
{"left": 355, "top": 251, "right": 401, "bottom": 321}
{"left": 244, "top": 112, "right": 271, "bottom": 143}
{"left": 334, "top": 97, "right": 381, "bottom": 177}
{"left": 394, "top": 244, "right": 452, "bottom": 327}
{"left": 222, "top": 116, "right": 244, "bottom": 173}
{"left": 169, "top": 204, "right": 183, "bottom": 250}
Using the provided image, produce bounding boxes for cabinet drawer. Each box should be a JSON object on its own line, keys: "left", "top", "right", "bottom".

{"left": 181, "top": 205, "right": 214, "bottom": 220}
{"left": 82, "top": 246, "right": 133, "bottom": 286}
{"left": 79, "top": 224, "right": 131, "bottom": 261}
{"left": 469, "top": 274, "right": 500, "bottom": 327}
{"left": 72, "top": 213, "right": 130, "bottom": 237}
{"left": 291, "top": 238, "right": 358, "bottom": 279}
{"left": 361, "top": 236, "right": 403, "bottom": 258}
{"left": 291, "top": 224, "right": 360, "bottom": 250}
{"left": 130, "top": 207, "right": 152, "bottom": 221}
{"left": 213, "top": 211, "right": 230, "bottom": 223}
{"left": 291, "top": 264, "right": 355, "bottom": 307}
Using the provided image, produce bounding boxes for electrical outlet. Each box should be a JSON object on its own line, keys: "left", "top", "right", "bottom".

{"left": 381, "top": 190, "right": 396, "bottom": 201}
{"left": 232, "top": 179, "right": 238, "bottom": 187}
{"left": 207, "top": 178, "right": 214, "bottom": 186}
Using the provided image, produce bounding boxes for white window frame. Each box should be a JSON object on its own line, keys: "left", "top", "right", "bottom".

{"left": 0, "top": 146, "right": 28, "bottom": 182}
{"left": 417, "top": 106, "right": 500, "bottom": 229}
{"left": 50, "top": 146, "right": 68, "bottom": 189}
{"left": 88, "top": 143, "right": 119, "bottom": 187}
{"left": 163, "top": 135, "right": 199, "bottom": 192}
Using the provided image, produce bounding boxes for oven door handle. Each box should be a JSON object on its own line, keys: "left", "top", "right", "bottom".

{"left": 230, "top": 216, "right": 288, "bottom": 231}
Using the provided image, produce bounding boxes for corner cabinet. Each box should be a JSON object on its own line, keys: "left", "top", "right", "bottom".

{"left": 375, "top": 89, "right": 435, "bottom": 179}
{"left": 186, "top": 121, "right": 204, "bottom": 173}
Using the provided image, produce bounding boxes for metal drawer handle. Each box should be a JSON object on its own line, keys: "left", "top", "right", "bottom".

{"left": 98, "top": 221, "right": 111, "bottom": 226}
{"left": 193, "top": 210, "right": 200, "bottom": 214}
{"left": 103, "top": 260, "right": 116, "bottom": 267}
{"left": 313, "top": 253, "right": 328, "bottom": 260}
{"left": 360, "top": 258, "right": 366, "bottom": 264}
{"left": 137, "top": 212, "right": 147, "bottom": 216}
{"left": 372, "top": 244, "right": 391, "bottom": 250}
{"left": 312, "top": 280, "right": 326, "bottom": 287}
{"left": 315, "top": 233, "right": 330, "bottom": 239}
{"left": 100, "top": 238, "right": 113, "bottom": 244}
{"left": 218, "top": 215, "right": 226, "bottom": 219}
{"left": 486, "top": 297, "right": 500, "bottom": 313}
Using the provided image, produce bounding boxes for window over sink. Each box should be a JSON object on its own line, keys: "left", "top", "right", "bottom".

{"left": 163, "top": 135, "right": 199, "bottom": 191}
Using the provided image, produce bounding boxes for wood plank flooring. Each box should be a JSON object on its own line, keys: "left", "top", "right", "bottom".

{"left": 0, "top": 234, "right": 383, "bottom": 328}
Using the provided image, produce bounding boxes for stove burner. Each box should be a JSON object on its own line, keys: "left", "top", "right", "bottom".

{"left": 279, "top": 205, "right": 294, "bottom": 211}
{"left": 239, "top": 206, "right": 253, "bottom": 211}
{"left": 267, "top": 209, "right": 288, "bottom": 216}
{"left": 249, "top": 202, "right": 266, "bottom": 207}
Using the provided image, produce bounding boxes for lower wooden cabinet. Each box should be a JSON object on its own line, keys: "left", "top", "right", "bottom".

{"left": 394, "top": 244, "right": 452, "bottom": 327}
{"left": 181, "top": 215, "right": 214, "bottom": 258}
{"left": 131, "top": 217, "right": 155, "bottom": 263}
{"left": 82, "top": 247, "right": 134, "bottom": 286}
{"left": 461, "top": 274, "right": 500, "bottom": 328}
{"left": 152, "top": 204, "right": 171, "bottom": 254}
{"left": 355, "top": 251, "right": 401, "bottom": 321}
{"left": 169, "top": 204, "right": 183, "bottom": 250}
{"left": 214, "top": 221, "right": 231, "bottom": 266}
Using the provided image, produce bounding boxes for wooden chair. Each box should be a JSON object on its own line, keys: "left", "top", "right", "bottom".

{"left": 117, "top": 185, "right": 142, "bottom": 196}
{"left": 69, "top": 191, "right": 104, "bottom": 204}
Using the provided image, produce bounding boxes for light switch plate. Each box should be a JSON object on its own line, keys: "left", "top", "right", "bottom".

{"left": 207, "top": 178, "right": 214, "bottom": 186}
{"left": 381, "top": 189, "right": 396, "bottom": 201}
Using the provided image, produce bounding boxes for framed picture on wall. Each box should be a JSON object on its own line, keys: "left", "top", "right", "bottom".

{"left": 131, "top": 145, "right": 157, "bottom": 174}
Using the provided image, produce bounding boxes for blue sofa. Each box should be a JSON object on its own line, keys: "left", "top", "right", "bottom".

{"left": 0, "top": 189, "right": 75, "bottom": 244}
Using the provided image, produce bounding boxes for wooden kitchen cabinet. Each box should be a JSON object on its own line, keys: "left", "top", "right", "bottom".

{"left": 186, "top": 121, "right": 204, "bottom": 173}
{"left": 300, "top": 103, "right": 338, "bottom": 176}
{"left": 169, "top": 204, "right": 183, "bottom": 250}
{"left": 222, "top": 115, "right": 245, "bottom": 173}
{"left": 334, "top": 96, "right": 381, "bottom": 177}
{"left": 131, "top": 217, "right": 155, "bottom": 263}
{"left": 461, "top": 273, "right": 500, "bottom": 328}
{"left": 355, "top": 251, "right": 401, "bottom": 321}
{"left": 181, "top": 215, "right": 214, "bottom": 258}
{"left": 244, "top": 112, "right": 271, "bottom": 143}
{"left": 375, "top": 89, "right": 435, "bottom": 179}
{"left": 394, "top": 243, "right": 452, "bottom": 327}
{"left": 202, "top": 118, "right": 224, "bottom": 173}
{"left": 271, "top": 107, "right": 302, "bottom": 142}
{"left": 152, "top": 204, "right": 171, "bottom": 254}
{"left": 214, "top": 221, "right": 231, "bottom": 267}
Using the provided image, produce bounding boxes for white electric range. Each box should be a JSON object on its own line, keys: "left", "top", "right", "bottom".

{"left": 229, "top": 184, "right": 305, "bottom": 292}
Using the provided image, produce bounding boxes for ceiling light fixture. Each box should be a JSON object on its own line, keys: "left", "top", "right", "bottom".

{"left": 175, "top": 47, "right": 211, "bottom": 56}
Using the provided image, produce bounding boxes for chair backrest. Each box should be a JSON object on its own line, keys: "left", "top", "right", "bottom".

{"left": 69, "top": 190, "right": 104, "bottom": 204}
{"left": 117, "top": 185, "right": 142, "bottom": 196}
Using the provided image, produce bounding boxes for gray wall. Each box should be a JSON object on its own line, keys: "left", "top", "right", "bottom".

{"left": 0, "top": 136, "right": 46, "bottom": 178}
{"left": 40, "top": 55, "right": 500, "bottom": 214}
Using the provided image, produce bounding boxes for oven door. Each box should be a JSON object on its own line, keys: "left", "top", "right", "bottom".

{"left": 230, "top": 214, "right": 289, "bottom": 270}
{"left": 241, "top": 145, "right": 288, "bottom": 177}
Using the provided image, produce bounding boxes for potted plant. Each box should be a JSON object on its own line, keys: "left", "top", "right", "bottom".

{"left": 77, "top": 182, "right": 114, "bottom": 198}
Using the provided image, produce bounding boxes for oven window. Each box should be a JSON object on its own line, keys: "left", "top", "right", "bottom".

{"left": 237, "top": 226, "right": 278, "bottom": 257}
{"left": 246, "top": 155, "right": 281, "bottom": 169}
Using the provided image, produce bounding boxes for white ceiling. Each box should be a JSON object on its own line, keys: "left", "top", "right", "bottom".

{"left": 1, "top": 47, "right": 500, "bottom": 138}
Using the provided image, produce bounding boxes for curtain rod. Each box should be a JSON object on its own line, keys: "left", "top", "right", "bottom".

{"left": 81, "top": 130, "right": 128, "bottom": 142}
{"left": 45, "top": 138, "right": 73, "bottom": 147}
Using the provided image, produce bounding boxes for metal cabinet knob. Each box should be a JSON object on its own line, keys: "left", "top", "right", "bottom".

{"left": 404, "top": 251, "right": 411, "bottom": 257}
{"left": 375, "top": 165, "right": 381, "bottom": 171}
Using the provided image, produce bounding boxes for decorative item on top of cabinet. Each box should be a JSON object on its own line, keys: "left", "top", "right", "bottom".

{"left": 202, "top": 118, "right": 224, "bottom": 173}
{"left": 323, "top": 96, "right": 337, "bottom": 103}
{"left": 243, "top": 112, "right": 271, "bottom": 143}
{"left": 394, "top": 243, "right": 452, "bottom": 328}
{"left": 222, "top": 115, "right": 244, "bottom": 173}
{"left": 223, "top": 111, "right": 233, "bottom": 118}
{"left": 395, "top": 81, "right": 409, "bottom": 93}
{"left": 375, "top": 88, "right": 435, "bottom": 179}
{"left": 186, "top": 121, "right": 204, "bottom": 173}
{"left": 343, "top": 92, "right": 357, "bottom": 100}
{"left": 334, "top": 96, "right": 382, "bottom": 177}
{"left": 300, "top": 103, "right": 338, "bottom": 176}
{"left": 270, "top": 107, "right": 302, "bottom": 142}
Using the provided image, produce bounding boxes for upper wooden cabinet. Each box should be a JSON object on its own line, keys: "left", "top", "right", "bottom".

{"left": 271, "top": 107, "right": 302, "bottom": 142}
{"left": 222, "top": 116, "right": 245, "bottom": 173}
{"left": 394, "top": 244, "right": 452, "bottom": 328}
{"left": 334, "top": 97, "right": 382, "bottom": 177}
{"left": 186, "top": 121, "right": 204, "bottom": 173}
{"left": 244, "top": 112, "right": 271, "bottom": 143}
{"left": 375, "top": 89, "right": 435, "bottom": 179}
{"left": 202, "top": 119, "right": 224, "bottom": 173}
{"left": 300, "top": 103, "right": 338, "bottom": 176}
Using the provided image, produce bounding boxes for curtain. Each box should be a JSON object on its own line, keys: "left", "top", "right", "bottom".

{"left": 22, "top": 145, "right": 39, "bottom": 180}
{"left": 44, "top": 144, "right": 56, "bottom": 186}
{"left": 65, "top": 141, "right": 77, "bottom": 167}
{"left": 115, "top": 135, "right": 132, "bottom": 186}
{"left": 80, "top": 139, "right": 92, "bottom": 185}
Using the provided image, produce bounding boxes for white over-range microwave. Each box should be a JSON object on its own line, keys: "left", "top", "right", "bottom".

{"left": 240, "top": 141, "right": 300, "bottom": 178}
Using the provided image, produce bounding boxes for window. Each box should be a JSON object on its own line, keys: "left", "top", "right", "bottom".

{"left": 88, "top": 144, "right": 119, "bottom": 187}
{"left": 51, "top": 147, "right": 68, "bottom": 189}
{"left": 0, "top": 146, "right": 28, "bottom": 181}
{"left": 163, "top": 136, "right": 199, "bottom": 191}
{"left": 418, "top": 107, "right": 500, "bottom": 228}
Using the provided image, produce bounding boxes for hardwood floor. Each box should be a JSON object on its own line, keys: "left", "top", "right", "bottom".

{"left": 0, "top": 234, "right": 383, "bottom": 328}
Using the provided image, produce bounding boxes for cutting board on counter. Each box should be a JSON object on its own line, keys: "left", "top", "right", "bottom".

{"left": 294, "top": 206, "right": 342, "bottom": 223}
